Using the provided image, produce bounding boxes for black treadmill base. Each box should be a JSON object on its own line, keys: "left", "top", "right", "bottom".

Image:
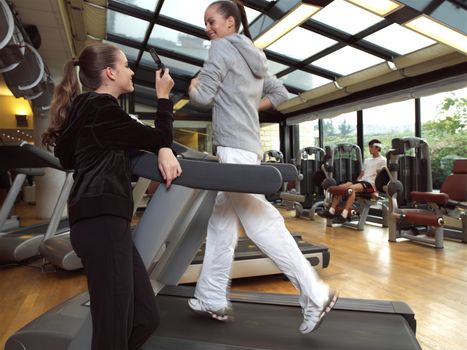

{"left": 147, "top": 289, "right": 421, "bottom": 350}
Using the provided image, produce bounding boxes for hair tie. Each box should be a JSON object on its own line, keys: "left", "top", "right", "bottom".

{"left": 72, "top": 57, "right": 79, "bottom": 66}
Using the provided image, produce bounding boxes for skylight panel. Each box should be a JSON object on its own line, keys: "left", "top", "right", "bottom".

{"left": 245, "top": 7, "right": 261, "bottom": 25}
{"left": 267, "top": 60, "right": 289, "bottom": 75}
{"left": 160, "top": 0, "right": 263, "bottom": 30}
{"left": 148, "top": 25, "right": 209, "bottom": 61}
{"left": 363, "top": 23, "right": 436, "bottom": 55}
{"left": 267, "top": 27, "right": 337, "bottom": 61}
{"left": 104, "top": 41, "right": 140, "bottom": 61}
{"left": 279, "top": 70, "right": 331, "bottom": 91}
{"left": 107, "top": 10, "right": 149, "bottom": 42}
{"left": 141, "top": 52, "right": 201, "bottom": 76}
{"left": 312, "top": 46, "right": 385, "bottom": 76}
{"left": 112, "top": 0, "right": 159, "bottom": 12}
{"left": 312, "top": 0, "right": 383, "bottom": 35}
{"left": 160, "top": 0, "right": 212, "bottom": 28}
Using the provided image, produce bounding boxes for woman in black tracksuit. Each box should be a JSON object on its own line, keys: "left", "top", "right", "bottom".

{"left": 42, "top": 43, "right": 181, "bottom": 350}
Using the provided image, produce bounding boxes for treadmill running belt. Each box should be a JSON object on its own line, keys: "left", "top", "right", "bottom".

{"left": 191, "top": 235, "right": 327, "bottom": 263}
{"left": 149, "top": 294, "right": 421, "bottom": 350}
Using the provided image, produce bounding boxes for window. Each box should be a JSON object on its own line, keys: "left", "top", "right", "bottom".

{"left": 260, "top": 123, "right": 280, "bottom": 156}
{"left": 174, "top": 121, "right": 212, "bottom": 154}
{"left": 362, "top": 100, "right": 415, "bottom": 159}
{"left": 322, "top": 112, "right": 357, "bottom": 147}
{"left": 298, "top": 120, "right": 319, "bottom": 151}
{"left": 420, "top": 87, "right": 466, "bottom": 189}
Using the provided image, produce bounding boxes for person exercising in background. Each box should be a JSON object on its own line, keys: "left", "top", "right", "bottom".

{"left": 319, "top": 139, "right": 386, "bottom": 224}
{"left": 187, "top": 0, "right": 337, "bottom": 335}
{"left": 42, "top": 43, "right": 181, "bottom": 350}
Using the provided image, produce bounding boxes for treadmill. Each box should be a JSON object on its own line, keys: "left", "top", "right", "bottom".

{"left": 0, "top": 142, "right": 72, "bottom": 264}
{"left": 0, "top": 166, "right": 42, "bottom": 232}
{"left": 180, "top": 234, "right": 328, "bottom": 284}
{"left": 6, "top": 147, "right": 422, "bottom": 350}
{"left": 148, "top": 144, "right": 330, "bottom": 284}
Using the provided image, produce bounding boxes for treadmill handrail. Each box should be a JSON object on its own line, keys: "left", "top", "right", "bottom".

{"left": 171, "top": 142, "right": 298, "bottom": 182}
{"left": 130, "top": 151, "right": 284, "bottom": 194}
{"left": 0, "top": 142, "right": 64, "bottom": 170}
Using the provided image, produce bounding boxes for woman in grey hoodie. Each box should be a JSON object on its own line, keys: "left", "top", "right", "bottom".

{"left": 188, "top": 0, "right": 337, "bottom": 334}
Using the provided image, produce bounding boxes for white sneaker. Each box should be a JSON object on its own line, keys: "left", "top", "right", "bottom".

{"left": 299, "top": 290, "right": 339, "bottom": 334}
{"left": 188, "top": 298, "right": 234, "bottom": 321}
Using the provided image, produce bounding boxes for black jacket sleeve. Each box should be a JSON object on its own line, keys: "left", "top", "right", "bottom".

{"left": 91, "top": 98, "right": 174, "bottom": 152}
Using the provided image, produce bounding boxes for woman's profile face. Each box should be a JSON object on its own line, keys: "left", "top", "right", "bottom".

{"left": 112, "top": 50, "right": 135, "bottom": 94}
{"left": 204, "top": 5, "right": 235, "bottom": 40}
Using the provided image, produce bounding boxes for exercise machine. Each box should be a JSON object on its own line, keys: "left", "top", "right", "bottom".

{"left": 6, "top": 146, "right": 422, "bottom": 350}
{"left": 262, "top": 149, "right": 285, "bottom": 203}
{"left": 386, "top": 138, "right": 465, "bottom": 248}
{"left": 283, "top": 146, "right": 326, "bottom": 220}
{"left": 0, "top": 142, "right": 71, "bottom": 264}
{"left": 321, "top": 143, "right": 389, "bottom": 230}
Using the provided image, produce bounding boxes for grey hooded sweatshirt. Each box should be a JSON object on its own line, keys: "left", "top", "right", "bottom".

{"left": 189, "top": 33, "right": 288, "bottom": 158}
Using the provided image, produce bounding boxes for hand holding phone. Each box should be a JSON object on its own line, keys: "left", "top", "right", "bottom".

{"left": 149, "top": 48, "right": 165, "bottom": 77}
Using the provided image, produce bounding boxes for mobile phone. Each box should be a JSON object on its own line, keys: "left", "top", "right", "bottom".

{"left": 149, "top": 47, "right": 165, "bottom": 77}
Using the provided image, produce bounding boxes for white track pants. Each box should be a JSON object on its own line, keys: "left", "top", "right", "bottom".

{"left": 194, "top": 146, "right": 329, "bottom": 310}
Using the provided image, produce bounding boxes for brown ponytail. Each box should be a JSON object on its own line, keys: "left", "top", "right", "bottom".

{"left": 42, "top": 43, "right": 120, "bottom": 150}
{"left": 209, "top": 0, "right": 252, "bottom": 39}
{"left": 42, "top": 59, "right": 80, "bottom": 150}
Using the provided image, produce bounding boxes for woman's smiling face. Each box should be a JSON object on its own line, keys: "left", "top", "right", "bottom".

{"left": 204, "top": 4, "right": 236, "bottom": 40}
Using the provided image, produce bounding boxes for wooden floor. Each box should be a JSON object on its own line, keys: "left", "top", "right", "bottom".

{"left": 1, "top": 204, "right": 466, "bottom": 350}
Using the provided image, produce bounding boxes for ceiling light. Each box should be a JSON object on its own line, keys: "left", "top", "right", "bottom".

{"left": 404, "top": 15, "right": 467, "bottom": 55}
{"left": 345, "top": 0, "right": 401, "bottom": 16}
{"left": 173, "top": 98, "right": 189, "bottom": 112}
{"left": 254, "top": 3, "right": 321, "bottom": 49}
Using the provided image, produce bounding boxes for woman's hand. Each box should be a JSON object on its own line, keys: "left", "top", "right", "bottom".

{"left": 156, "top": 68, "right": 174, "bottom": 99}
{"left": 158, "top": 147, "right": 182, "bottom": 188}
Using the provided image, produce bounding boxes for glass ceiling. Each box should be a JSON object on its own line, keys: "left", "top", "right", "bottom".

{"left": 105, "top": 0, "right": 463, "bottom": 111}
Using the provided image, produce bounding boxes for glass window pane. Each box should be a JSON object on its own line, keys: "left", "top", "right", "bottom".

{"left": 140, "top": 52, "right": 201, "bottom": 75}
{"left": 267, "top": 27, "right": 337, "bottom": 61}
{"left": 112, "top": 0, "right": 159, "bottom": 12}
{"left": 322, "top": 112, "right": 357, "bottom": 146}
{"left": 299, "top": 120, "right": 319, "bottom": 150}
{"left": 279, "top": 70, "right": 331, "bottom": 91}
{"left": 160, "top": 0, "right": 213, "bottom": 29}
{"left": 160, "top": 1, "right": 261, "bottom": 31}
{"left": 260, "top": 123, "right": 280, "bottom": 155}
{"left": 105, "top": 41, "right": 140, "bottom": 61}
{"left": 420, "top": 87, "right": 466, "bottom": 189}
{"left": 245, "top": 7, "right": 261, "bottom": 24}
{"left": 362, "top": 100, "right": 415, "bottom": 158}
{"left": 113, "top": 0, "right": 158, "bottom": 12}
{"left": 174, "top": 121, "right": 213, "bottom": 154}
{"left": 312, "top": 46, "right": 385, "bottom": 76}
{"left": 107, "top": 10, "right": 149, "bottom": 42}
{"left": 267, "top": 60, "right": 288, "bottom": 75}
{"left": 149, "top": 25, "right": 209, "bottom": 61}
{"left": 312, "top": 0, "right": 383, "bottom": 35}
{"left": 363, "top": 23, "right": 436, "bottom": 55}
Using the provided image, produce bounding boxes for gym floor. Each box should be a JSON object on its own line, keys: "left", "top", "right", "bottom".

{"left": 0, "top": 204, "right": 466, "bottom": 350}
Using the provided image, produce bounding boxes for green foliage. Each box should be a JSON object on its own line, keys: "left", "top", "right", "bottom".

{"left": 338, "top": 119, "right": 353, "bottom": 136}
{"left": 323, "top": 120, "right": 335, "bottom": 136}
{"left": 422, "top": 95, "right": 466, "bottom": 188}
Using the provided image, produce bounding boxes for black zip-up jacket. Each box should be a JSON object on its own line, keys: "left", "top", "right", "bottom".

{"left": 54, "top": 92, "right": 174, "bottom": 225}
